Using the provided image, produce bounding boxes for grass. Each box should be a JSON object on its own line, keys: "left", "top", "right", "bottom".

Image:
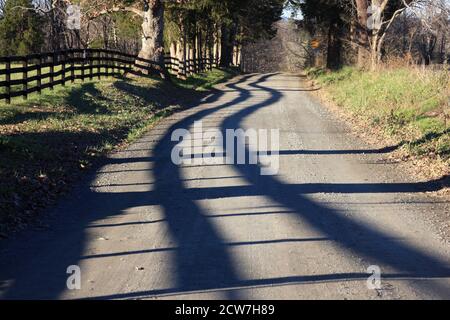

{"left": 172, "top": 67, "right": 240, "bottom": 91}
{"left": 0, "top": 63, "right": 123, "bottom": 96}
{"left": 307, "top": 66, "right": 450, "bottom": 162}
{"left": 0, "top": 68, "right": 236, "bottom": 235}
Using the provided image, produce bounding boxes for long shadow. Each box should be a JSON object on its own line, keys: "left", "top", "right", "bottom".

{"left": 2, "top": 73, "right": 449, "bottom": 300}
{"left": 80, "top": 238, "right": 331, "bottom": 260}
{"left": 220, "top": 73, "right": 450, "bottom": 297}
{"left": 66, "top": 83, "right": 112, "bottom": 115}
{"left": 359, "top": 128, "right": 450, "bottom": 159}
{"left": 82, "top": 74, "right": 450, "bottom": 300}
{"left": 148, "top": 74, "right": 257, "bottom": 298}
{"left": 0, "top": 74, "right": 253, "bottom": 299}
{"left": 119, "top": 145, "right": 400, "bottom": 164}
{"left": 220, "top": 88, "right": 321, "bottom": 92}
{"left": 113, "top": 76, "right": 212, "bottom": 111}
{"left": 69, "top": 178, "right": 450, "bottom": 211}
{"left": 0, "top": 110, "right": 55, "bottom": 126}
{"left": 0, "top": 83, "right": 111, "bottom": 126}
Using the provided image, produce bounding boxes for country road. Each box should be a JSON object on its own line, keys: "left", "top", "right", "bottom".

{"left": 0, "top": 73, "right": 449, "bottom": 299}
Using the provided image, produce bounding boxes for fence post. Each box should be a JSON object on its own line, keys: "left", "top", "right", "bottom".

{"left": 22, "top": 57, "right": 28, "bottom": 100}
{"left": 178, "top": 58, "right": 185, "bottom": 79}
{"left": 89, "top": 50, "right": 93, "bottom": 80}
{"left": 37, "top": 55, "right": 42, "bottom": 95}
{"left": 62, "top": 51, "right": 66, "bottom": 86}
{"left": 98, "top": 51, "right": 101, "bottom": 80}
{"left": 109, "top": 51, "right": 113, "bottom": 75}
{"left": 5, "top": 58, "right": 11, "bottom": 104}
{"left": 49, "top": 52, "right": 55, "bottom": 90}
{"left": 81, "top": 50, "right": 85, "bottom": 81}
{"left": 111, "top": 52, "right": 115, "bottom": 76}
{"left": 106, "top": 51, "right": 110, "bottom": 77}
{"left": 70, "top": 51, "right": 75, "bottom": 83}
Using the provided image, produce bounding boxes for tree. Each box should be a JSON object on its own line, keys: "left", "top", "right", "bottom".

{"left": 0, "top": 0, "right": 44, "bottom": 55}
{"left": 352, "top": 0, "right": 438, "bottom": 70}
{"left": 165, "top": 0, "right": 283, "bottom": 70}
{"left": 74, "top": 0, "right": 169, "bottom": 78}
{"left": 412, "top": 0, "right": 449, "bottom": 64}
{"left": 290, "top": 0, "right": 449, "bottom": 70}
{"left": 222, "top": 0, "right": 284, "bottom": 67}
{"left": 289, "top": 0, "right": 350, "bottom": 69}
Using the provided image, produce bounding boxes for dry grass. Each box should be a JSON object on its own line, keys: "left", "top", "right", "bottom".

{"left": 307, "top": 65, "right": 449, "bottom": 182}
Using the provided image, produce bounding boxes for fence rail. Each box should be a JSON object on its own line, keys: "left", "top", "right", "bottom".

{"left": 0, "top": 49, "right": 216, "bottom": 104}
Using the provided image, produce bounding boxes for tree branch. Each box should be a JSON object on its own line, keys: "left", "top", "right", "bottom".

{"left": 88, "top": 6, "right": 144, "bottom": 20}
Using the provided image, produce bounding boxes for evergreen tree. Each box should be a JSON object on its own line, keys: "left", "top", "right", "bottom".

{"left": 0, "top": 0, "right": 44, "bottom": 55}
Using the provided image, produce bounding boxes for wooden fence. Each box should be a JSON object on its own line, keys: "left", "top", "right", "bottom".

{"left": 0, "top": 49, "right": 217, "bottom": 104}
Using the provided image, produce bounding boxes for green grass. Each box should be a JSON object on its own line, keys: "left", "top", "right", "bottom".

{"left": 307, "top": 66, "right": 450, "bottom": 161}
{"left": 0, "top": 63, "right": 124, "bottom": 96}
{"left": 0, "top": 68, "right": 236, "bottom": 234}
{"left": 172, "top": 67, "right": 239, "bottom": 91}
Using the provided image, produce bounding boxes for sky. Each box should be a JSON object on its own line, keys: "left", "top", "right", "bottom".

{"left": 282, "top": 7, "right": 304, "bottom": 20}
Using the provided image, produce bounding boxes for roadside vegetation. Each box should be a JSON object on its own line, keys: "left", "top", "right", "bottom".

{"left": 173, "top": 67, "right": 240, "bottom": 91}
{"left": 0, "top": 68, "right": 235, "bottom": 236}
{"left": 308, "top": 66, "right": 449, "bottom": 172}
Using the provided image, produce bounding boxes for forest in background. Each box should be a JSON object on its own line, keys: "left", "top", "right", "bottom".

{"left": 284, "top": 0, "right": 450, "bottom": 70}
{"left": 0, "top": 0, "right": 284, "bottom": 74}
{"left": 0, "top": 1, "right": 448, "bottom": 72}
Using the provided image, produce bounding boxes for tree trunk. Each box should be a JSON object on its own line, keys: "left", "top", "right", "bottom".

{"left": 198, "top": 27, "right": 203, "bottom": 71}
{"left": 177, "top": 38, "right": 186, "bottom": 79}
{"left": 370, "top": 35, "right": 379, "bottom": 71}
{"left": 220, "top": 25, "right": 234, "bottom": 68}
{"left": 189, "top": 46, "right": 194, "bottom": 75}
{"left": 193, "top": 28, "right": 198, "bottom": 73}
{"left": 326, "top": 17, "right": 342, "bottom": 69}
{"left": 177, "top": 26, "right": 187, "bottom": 79}
{"left": 215, "top": 26, "right": 221, "bottom": 66}
{"left": 355, "top": 0, "right": 369, "bottom": 68}
{"left": 137, "top": 0, "right": 169, "bottom": 79}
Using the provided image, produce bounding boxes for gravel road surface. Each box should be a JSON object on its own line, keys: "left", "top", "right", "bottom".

{"left": 1, "top": 73, "right": 449, "bottom": 299}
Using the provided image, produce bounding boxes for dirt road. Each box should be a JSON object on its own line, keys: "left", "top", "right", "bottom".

{"left": 1, "top": 73, "right": 449, "bottom": 299}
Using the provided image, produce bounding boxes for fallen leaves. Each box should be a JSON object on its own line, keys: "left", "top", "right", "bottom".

{"left": 0, "top": 76, "right": 178, "bottom": 235}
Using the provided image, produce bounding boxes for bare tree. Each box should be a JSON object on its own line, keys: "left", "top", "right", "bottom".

{"left": 352, "top": 0, "right": 449, "bottom": 70}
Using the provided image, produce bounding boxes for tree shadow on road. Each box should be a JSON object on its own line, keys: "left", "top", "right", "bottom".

{"left": 1, "top": 73, "right": 449, "bottom": 300}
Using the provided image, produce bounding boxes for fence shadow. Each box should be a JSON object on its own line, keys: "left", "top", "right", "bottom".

{"left": 0, "top": 75, "right": 243, "bottom": 299}
{"left": 1, "top": 73, "right": 449, "bottom": 300}
{"left": 66, "top": 83, "right": 112, "bottom": 115}
{"left": 81, "top": 73, "right": 450, "bottom": 300}
{"left": 1, "top": 82, "right": 113, "bottom": 126}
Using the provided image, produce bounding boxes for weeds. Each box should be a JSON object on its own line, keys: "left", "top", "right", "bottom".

{"left": 308, "top": 66, "right": 449, "bottom": 161}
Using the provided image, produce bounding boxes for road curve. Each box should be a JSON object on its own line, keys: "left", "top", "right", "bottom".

{"left": 0, "top": 73, "right": 449, "bottom": 299}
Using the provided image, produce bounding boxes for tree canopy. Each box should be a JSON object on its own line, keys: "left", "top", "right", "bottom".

{"left": 0, "top": 0, "right": 44, "bottom": 55}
